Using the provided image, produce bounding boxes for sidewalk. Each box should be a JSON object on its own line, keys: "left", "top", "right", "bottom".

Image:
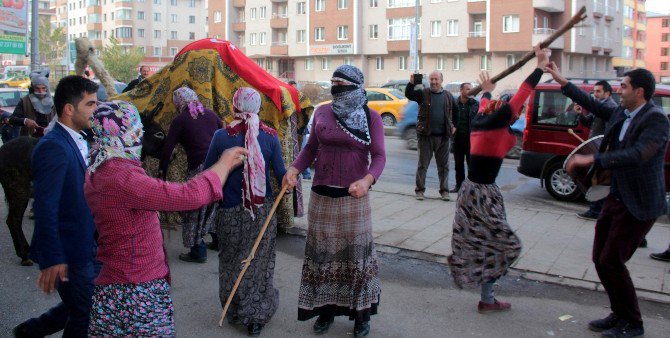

{"left": 289, "top": 181, "right": 670, "bottom": 304}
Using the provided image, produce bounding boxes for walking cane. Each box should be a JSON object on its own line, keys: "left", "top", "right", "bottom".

{"left": 218, "top": 185, "right": 289, "bottom": 326}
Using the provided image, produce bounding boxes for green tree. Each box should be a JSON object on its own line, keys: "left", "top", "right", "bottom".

{"left": 99, "top": 37, "right": 145, "bottom": 83}
{"left": 37, "top": 17, "right": 66, "bottom": 70}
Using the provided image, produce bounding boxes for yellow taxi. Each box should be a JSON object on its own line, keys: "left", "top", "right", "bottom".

{"left": 365, "top": 87, "right": 408, "bottom": 126}
{"left": 0, "top": 76, "right": 31, "bottom": 89}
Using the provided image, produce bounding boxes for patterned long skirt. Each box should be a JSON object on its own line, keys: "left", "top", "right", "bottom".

{"left": 88, "top": 279, "right": 175, "bottom": 337}
{"left": 217, "top": 201, "right": 279, "bottom": 326}
{"left": 182, "top": 164, "right": 217, "bottom": 247}
{"left": 298, "top": 192, "right": 381, "bottom": 323}
{"left": 448, "top": 179, "right": 522, "bottom": 288}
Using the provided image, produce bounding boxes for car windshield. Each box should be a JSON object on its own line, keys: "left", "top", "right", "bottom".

{"left": 389, "top": 89, "right": 405, "bottom": 99}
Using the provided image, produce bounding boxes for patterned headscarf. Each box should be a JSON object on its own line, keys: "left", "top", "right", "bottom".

{"left": 227, "top": 87, "right": 265, "bottom": 219}
{"left": 330, "top": 65, "right": 370, "bottom": 145}
{"left": 88, "top": 100, "right": 144, "bottom": 173}
{"left": 173, "top": 86, "right": 204, "bottom": 119}
{"left": 28, "top": 75, "right": 54, "bottom": 116}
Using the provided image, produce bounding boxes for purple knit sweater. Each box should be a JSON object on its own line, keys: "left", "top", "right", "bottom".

{"left": 292, "top": 104, "right": 386, "bottom": 187}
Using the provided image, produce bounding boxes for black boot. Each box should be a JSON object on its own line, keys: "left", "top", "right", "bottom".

{"left": 353, "top": 320, "right": 370, "bottom": 337}
{"left": 247, "top": 323, "right": 263, "bottom": 336}
{"left": 313, "top": 315, "right": 334, "bottom": 334}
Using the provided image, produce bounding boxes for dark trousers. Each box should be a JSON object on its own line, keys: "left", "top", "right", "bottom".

{"left": 452, "top": 139, "right": 470, "bottom": 190}
{"left": 415, "top": 135, "right": 450, "bottom": 194}
{"left": 20, "top": 261, "right": 100, "bottom": 337}
{"left": 593, "top": 195, "right": 655, "bottom": 327}
{"left": 587, "top": 198, "right": 604, "bottom": 215}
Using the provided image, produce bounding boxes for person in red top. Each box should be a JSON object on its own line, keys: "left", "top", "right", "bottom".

{"left": 448, "top": 45, "right": 550, "bottom": 314}
{"left": 84, "top": 100, "right": 247, "bottom": 337}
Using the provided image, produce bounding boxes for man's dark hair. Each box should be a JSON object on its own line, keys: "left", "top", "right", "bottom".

{"left": 139, "top": 65, "right": 149, "bottom": 72}
{"left": 459, "top": 82, "right": 471, "bottom": 90}
{"left": 594, "top": 80, "right": 612, "bottom": 94}
{"left": 623, "top": 68, "right": 655, "bottom": 101}
{"left": 288, "top": 80, "right": 297, "bottom": 85}
{"left": 54, "top": 75, "right": 99, "bottom": 117}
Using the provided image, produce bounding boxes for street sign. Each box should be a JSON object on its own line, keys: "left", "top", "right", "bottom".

{"left": 0, "top": 0, "right": 28, "bottom": 55}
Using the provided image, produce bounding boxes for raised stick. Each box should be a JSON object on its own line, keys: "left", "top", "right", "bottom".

{"left": 568, "top": 128, "right": 585, "bottom": 143}
{"left": 468, "top": 6, "right": 588, "bottom": 97}
{"left": 218, "top": 185, "right": 288, "bottom": 326}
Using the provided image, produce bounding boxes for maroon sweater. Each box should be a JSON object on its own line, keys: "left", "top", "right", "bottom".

{"left": 159, "top": 108, "right": 223, "bottom": 172}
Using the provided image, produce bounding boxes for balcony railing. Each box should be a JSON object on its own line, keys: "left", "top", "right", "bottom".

{"left": 272, "top": 41, "right": 287, "bottom": 46}
{"left": 533, "top": 28, "right": 556, "bottom": 34}
{"left": 468, "top": 31, "right": 485, "bottom": 37}
{"left": 272, "top": 12, "right": 288, "bottom": 19}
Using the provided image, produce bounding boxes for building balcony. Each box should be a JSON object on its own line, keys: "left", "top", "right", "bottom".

{"left": 387, "top": 40, "right": 421, "bottom": 52}
{"left": 233, "top": 0, "right": 246, "bottom": 8}
{"left": 593, "top": 0, "right": 604, "bottom": 18}
{"left": 270, "top": 0, "right": 287, "bottom": 2}
{"left": 86, "top": 5, "right": 101, "bottom": 14}
{"left": 591, "top": 36, "right": 603, "bottom": 51}
{"left": 271, "top": 42, "right": 288, "bottom": 55}
{"left": 467, "top": 0, "right": 486, "bottom": 14}
{"left": 114, "top": 19, "right": 134, "bottom": 26}
{"left": 270, "top": 14, "right": 288, "bottom": 29}
{"left": 232, "top": 22, "right": 246, "bottom": 32}
{"left": 86, "top": 22, "right": 102, "bottom": 31}
{"left": 532, "top": 0, "right": 564, "bottom": 12}
{"left": 532, "top": 28, "right": 564, "bottom": 49}
{"left": 116, "top": 37, "right": 133, "bottom": 44}
{"left": 605, "top": 5, "right": 615, "bottom": 21}
{"left": 115, "top": 0, "right": 133, "bottom": 8}
{"left": 467, "top": 32, "right": 486, "bottom": 50}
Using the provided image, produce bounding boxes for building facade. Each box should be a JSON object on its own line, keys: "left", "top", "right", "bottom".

{"left": 644, "top": 13, "right": 669, "bottom": 83}
{"left": 208, "top": 0, "right": 624, "bottom": 90}
{"left": 612, "top": 0, "right": 646, "bottom": 75}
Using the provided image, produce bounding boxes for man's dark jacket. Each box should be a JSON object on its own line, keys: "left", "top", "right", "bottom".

{"left": 452, "top": 97, "right": 479, "bottom": 146}
{"left": 405, "top": 82, "right": 456, "bottom": 137}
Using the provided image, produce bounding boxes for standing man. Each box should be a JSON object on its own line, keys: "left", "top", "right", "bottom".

{"left": 547, "top": 64, "right": 668, "bottom": 338}
{"left": 122, "top": 65, "right": 150, "bottom": 93}
{"left": 13, "top": 76, "right": 100, "bottom": 338}
{"left": 9, "top": 75, "right": 55, "bottom": 137}
{"left": 406, "top": 71, "right": 457, "bottom": 201}
{"left": 575, "top": 80, "right": 617, "bottom": 220}
{"left": 450, "top": 82, "right": 479, "bottom": 193}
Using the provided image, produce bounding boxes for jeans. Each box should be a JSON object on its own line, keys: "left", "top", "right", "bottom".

{"left": 480, "top": 279, "right": 497, "bottom": 304}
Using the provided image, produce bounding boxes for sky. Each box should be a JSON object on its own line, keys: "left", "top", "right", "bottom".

{"left": 646, "top": 0, "right": 670, "bottom": 15}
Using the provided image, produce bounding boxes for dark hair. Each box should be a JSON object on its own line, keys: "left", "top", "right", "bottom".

{"left": 623, "top": 68, "right": 655, "bottom": 101}
{"left": 54, "top": 76, "right": 99, "bottom": 117}
{"left": 594, "top": 80, "right": 612, "bottom": 94}
{"left": 460, "top": 82, "right": 471, "bottom": 90}
{"left": 288, "top": 80, "right": 297, "bottom": 85}
{"left": 139, "top": 65, "right": 149, "bottom": 72}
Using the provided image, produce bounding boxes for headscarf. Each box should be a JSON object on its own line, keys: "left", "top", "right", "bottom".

{"left": 88, "top": 100, "right": 144, "bottom": 173}
{"left": 330, "top": 65, "right": 370, "bottom": 145}
{"left": 227, "top": 87, "right": 265, "bottom": 219}
{"left": 28, "top": 75, "right": 54, "bottom": 116}
{"left": 173, "top": 87, "right": 204, "bottom": 119}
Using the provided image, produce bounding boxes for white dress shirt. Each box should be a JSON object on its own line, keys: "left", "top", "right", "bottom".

{"left": 58, "top": 121, "right": 89, "bottom": 165}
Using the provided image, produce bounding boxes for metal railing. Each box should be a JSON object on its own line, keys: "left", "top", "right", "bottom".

{"left": 533, "top": 28, "right": 556, "bottom": 34}
{"left": 468, "top": 31, "right": 485, "bottom": 37}
{"left": 271, "top": 41, "right": 288, "bottom": 46}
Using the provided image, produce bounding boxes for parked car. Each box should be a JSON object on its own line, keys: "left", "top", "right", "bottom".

{"left": 396, "top": 101, "right": 419, "bottom": 149}
{"left": 517, "top": 80, "right": 670, "bottom": 201}
{"left": 0, "top": 88, "right": 29, "bottom": 143}
{"left": 318, "top": 87, "right": 408, "bottom": 127}
{"left": 381, "top": 79, "right": 429, "bottom": 93}
{"left": 0, "top": 75, "right": 31, "bottom": 88}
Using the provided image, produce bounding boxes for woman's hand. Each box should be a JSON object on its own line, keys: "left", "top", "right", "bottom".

{"left": 210, "top": 147, "right": 248, "bottom": 185}
{"left": 534, "top": 43, "right": 551, "bottom": 69}
{"left": 348, "top": 174, "right": 374, "bottom": 198}
{"left": 477, "top": 72, "right": 496, "bottom": 93}
{"left": 282, "top": 166, "right": 300, "bottom": 189}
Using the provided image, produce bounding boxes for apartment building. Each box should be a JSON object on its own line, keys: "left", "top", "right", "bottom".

{"left": 208, "top": 0, "right": 623, "bottom": 89}
{"left": 612, "top": 0, "right": 646, "bottom": 75}
{"left": 644, "top": 13, "right": 670, "bottom": 83}
{"left": 52, "top": 0, "right": 208, "bottom": 72}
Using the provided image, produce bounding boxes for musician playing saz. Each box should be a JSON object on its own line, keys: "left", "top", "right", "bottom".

{"left": 545, "top": 64, "right": 669, "bottom": 338}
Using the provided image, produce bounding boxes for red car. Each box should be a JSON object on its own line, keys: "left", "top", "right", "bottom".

{"left": 517, "top": 80, "right": 670, "bottom": 201}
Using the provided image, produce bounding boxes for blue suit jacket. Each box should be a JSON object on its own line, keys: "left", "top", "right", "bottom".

{"left": 562, "top": 83, "right": 670, "bottom": 221}
{"left": 30, "top": 123, "right": 96, "bottom": 269}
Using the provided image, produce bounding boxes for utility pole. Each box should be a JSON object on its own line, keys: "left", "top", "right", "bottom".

{"left": 30, "top": 0, "right": 40, "bottom": 72}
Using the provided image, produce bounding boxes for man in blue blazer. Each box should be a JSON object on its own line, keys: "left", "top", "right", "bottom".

{"left": 546, "top": 65, "right": 669, "bottom": 338}
{"left": 14, "top": 76, "right": 100, "bottom": 337}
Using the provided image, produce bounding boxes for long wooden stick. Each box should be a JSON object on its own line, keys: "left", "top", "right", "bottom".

{"left": 568, "top": 128, "right": 585, "bottom": 143}
{"left": 468, "top": 6, "right": 588, "bottom": 97}
{"left": 218, "top": 185, "right": 289, "bottom": 326}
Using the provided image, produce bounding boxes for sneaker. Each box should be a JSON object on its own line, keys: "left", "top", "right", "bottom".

{"left": 313, "top": 315, "right": 334, "bottom": 334}
{"left": 477, "top": 299, "right": 511, "bottom": 313}
{"left": 440, "top": 191, "right": 451, "bottom": 201}
{"left": 638, "top": 238, "right": 647, "bottom": 248}
{"left": 415, "top": 192, "right": 424, "bottom": 200}
{"left": 178, "top": 252, "right": 206, "bottom": 263}
{"left": 588, "top": 313, "right": 619, "bottom": 332}
{"left": 650, "top": 249, "right": 670, "bottom": 262}
{"left": 576, "top": 211, "right": 598, "bottom": 220}
{"left": 601, "top": 320, "right": 644, "bottom": 338}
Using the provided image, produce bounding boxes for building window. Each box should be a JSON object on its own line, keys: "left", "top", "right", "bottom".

{"left": 154, "top": 30, "right": 161, "bottom": 38}
{"left": 337, "top": 26, "right": 348, "bottom": 40}
{"left": 398, "top": 56, "right": 407, "bottom": 70}
{"left": 662, "top": 48, "right": 669, "bottom": 57}
{"left": 171, "top": 31, "right": 177, "bottom": 39}
{"left": 502, "top": 15, "right": 520, "bottom": 33}
{"left": 663, "top": 19, "right": 669, "bottom": 28}
{"left": 188, "top": 0, "right": 195, "bottom": 7}
{"left": 315, "top": 27, "right": 325, "bottom": 41}
{"left": 663, "top": 33, "right": 669, "bottom": 42}
{"left": 259, "top": 32, "right": 266, "bottom": 45}
{"left": 344, "top": 57, "right": 353, "bottom": 65}
{"left": 316, "top": 0, "right": 325, "bottom": 12}
{"left": 214, "top": 11, "right": 222, "bottom": 23}
{"left": 170, "top": 47, "right": 178, "bottom": 56}
{"left": 567, "top": 54, "right": 574, "bottom": 71}
{"left": 153, "top": 0, "right": 160, "bottom": 4}
{"left": 446, "top": 20, "right": 458, "bottom": 36}
{"left": 480, "top": 55, "right": 491, "bottom": 70}
{"left": 297, "top": 29, "right": 306, "bottom": 43}
{"left": 369, "top": 24, "right": 379, "bottom": 39}
{"left": 297, "top": 2, "right": 306, "bottom": 14}
{"left": 189, "top": 32, "right": 195, "bottom": 40}
{"left": 116, "top": 27, "right": 132, "bottom": 38}
{"left": 322, "top": 57, "right": 331, "bottom": 70}
{"left": 370, "top": 0, "right": 378, "bottom": 7}
{"left": 250, "top": 33, "right": 257, "bottom": 45}
{"left": 189, "top": 15, "right": 195, "bottom": 24}
{"left": 388, "top": 18, "right": 419, "bottom": 41}
{"left": 305, "top": 58, "right": 313, "bottom": 70}
{"left": 506, "top": 54, "right": 516, "bottom": 67}
{"left": 153, "top": 47, "right": 161, "bottom": 56}
{"left": 430, "top": 21, "right": 441, "bottom": 37}
{"left": 259, "top": 7, "right": 266, "bottom": 19}
{"left": 170, "top": 0, "right": 177, "bottom": 5}
{"left": 453, "top": 55, "right": 462, "bottom": 70}
{"left": 138, "top": 28, "right": 145, "bottom": 37}
{"left": 137, "top": 11, "right": 145, "bottom": 20}
{"left": 138, "top": 46, "right": 145, "bottom": 54}
{"left": 266, "top": 59, "right": 273, "bottom": 71}
{"left": 436, "top": 55, "right": 444, "bottom": 70}
{"left": 154, "top": 12, "right": 161, "bottom": 22}
{"left": 376, "top": 56, "right": 384, "bottom": 70}
{"left": 171, "top": 14, "right": 177, "bottom": 23}
{"left": 338, "top": 0, "right": 347, "bottom": 9}
{"left": 662, "top": 62, "right": 668, "bottom": 71}
{"left": 388, "top": 0, "right": 416, "bottom": 8}
{"left": 250, "top": 8, "right": 256, "bottom": 20}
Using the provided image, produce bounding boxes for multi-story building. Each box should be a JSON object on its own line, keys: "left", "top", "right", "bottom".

{"left": 644, "top": 13, "right": 669, "bottom": 83}
{"left": 612, "top": 0, "right": 646, "bottom": 75}
{"left": 52, "top": 0, "right": 208, "bottom": 72}
{"left": 208, "top": 0, "right": 622, "bottom": 90}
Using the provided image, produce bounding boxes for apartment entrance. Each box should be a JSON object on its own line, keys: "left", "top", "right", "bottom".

{"left": 278, "top": 59, "right": 295, "bottom": 80}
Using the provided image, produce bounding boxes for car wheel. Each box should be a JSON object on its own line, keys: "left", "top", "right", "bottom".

{"left": 403, "top": 126, "right": 417, "bottom": 150}
{"left": 381, "top": 113, "right": 397, "bottom": 127}
{"left": 543, "top": 161, "right": 583, "bottom": 201}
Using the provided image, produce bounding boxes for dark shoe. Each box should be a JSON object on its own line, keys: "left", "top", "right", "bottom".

{"left": 312, "top": 315, "right": 334, "bottom": 334}
{"left": 576, "top": 211, "right": 598, "bottom": 220}
{"left": 449, "top": 187, "right": 459, "bottom": 193}
{"left": 247, "top": 323, "right": 263, "bottom": 336}
{"left": 650, "top": 249, "right": 670, "bottom": 262}
{"left": 588, "top": 313, "right": 619, "bottom": 332}
{"left": 353, "top": 321, "right": 370, "bottom": 337}
{"left": 638, "top": 238, "right": 647, "bottom": 248}
{"left": 477, "top": 299, "right": 511, "bottom": 313}
{"left": 206, "top": 241, "right": 219, "bottom": 251}
{"left": 20, "top": 258, "right": 33, "bottom": 266}
{"left": 13, "top": 322, "right": 29, "bottom": 338}
{"left": 415, "top": 191, "right": 424, "bottom": 200}
{"left": 178, "top": 252, "right": 206, "bottom": 263}
{"left": 601, "top": 320, "right": 644, "bottom": 338}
